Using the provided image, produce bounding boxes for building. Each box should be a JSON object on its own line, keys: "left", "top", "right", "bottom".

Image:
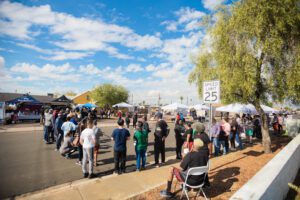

{"left": 0, "top": 92, "right": 72, "bottom": 123}
{"left": 72, "top": 91, "right": 93, "bottom": 105}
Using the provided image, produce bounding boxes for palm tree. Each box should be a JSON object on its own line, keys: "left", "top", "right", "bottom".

{"left": 179, "top": 96, "right": 184, "bottom": 104}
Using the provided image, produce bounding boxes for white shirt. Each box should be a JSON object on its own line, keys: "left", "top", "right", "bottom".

{"left": 80, "top": 128, "right": 95, "bottom": 149}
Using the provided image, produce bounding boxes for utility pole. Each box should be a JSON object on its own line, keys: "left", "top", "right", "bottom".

{"left": 158, "top": 93, "right": 161, "bottom": 106}
{"left": 131, "top": 94, "right": 133, "bottom": 105}
{"left": 186, "top": 96, "right": 188, "bottom": 105}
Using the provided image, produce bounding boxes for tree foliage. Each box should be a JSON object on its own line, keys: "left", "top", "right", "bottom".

{"left": 65, "top": 91, "right": 77, "bottom": 96}
{"left": 189, "top": 0, "right": 300, "bottom": 153}
{"left": 91, "top": 83, "right": 129, "bottom": 107}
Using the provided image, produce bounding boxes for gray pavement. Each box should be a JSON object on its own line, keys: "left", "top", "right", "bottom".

{"left": 0, "top": 122, "right": 177, "bottom": 199}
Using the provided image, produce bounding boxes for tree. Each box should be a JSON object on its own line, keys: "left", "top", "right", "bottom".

{"left": 179, "top": 96, "right": 184, "bottom": 104}
{"left": 91, "top": 83, "right": 129, "bottom": 107}
{"left": 65, "top": 91, "right": 77, "bottom": 96}
{"left": 189, "top": 0, "right": 300, "bottom": 153}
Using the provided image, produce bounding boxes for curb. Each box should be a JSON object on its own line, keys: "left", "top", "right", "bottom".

{"left": 16, "top": 155, "right": 178, "bottom": 200}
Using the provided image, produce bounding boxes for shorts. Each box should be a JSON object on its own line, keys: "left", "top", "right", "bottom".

{"left": 94, "top": 144, "right": 100, "bottom": 152}
{"left": 172, "top": 167, "right": 185, "bottom": 182}
{"left": 246, "top": 130, "right": 253, "bottom": 136}
{"left": 184, "top": 142, "right": 194, "bottom": 151}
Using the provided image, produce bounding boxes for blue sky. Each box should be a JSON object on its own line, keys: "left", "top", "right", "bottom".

{"left": 0, "top": 0, "right": 228, "bottom": 105}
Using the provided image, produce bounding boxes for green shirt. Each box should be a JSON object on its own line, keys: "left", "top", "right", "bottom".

{"left": 134, "top": 130, "right": 148, "bottom": 151}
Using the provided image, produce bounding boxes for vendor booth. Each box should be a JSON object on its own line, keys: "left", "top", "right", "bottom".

{"left": 112, "top": 102, "right": 134, "bottom": 115}
{"left": 6, "top": 94, "right": 42, "bottom": 121}
{"left": 50, "top": 95, "right": 72, "bottom": 109}
{"left": 216, "top": 103, "right": 279, "bottom": 114}
{"left": 161, "top": 102, "right": 189, "bottom": 116}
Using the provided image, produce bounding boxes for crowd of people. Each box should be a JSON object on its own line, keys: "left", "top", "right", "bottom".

{"left": 41, "top": 106, "right": 287, "bottom": 197}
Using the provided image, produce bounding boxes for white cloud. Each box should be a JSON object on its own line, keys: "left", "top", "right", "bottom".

{"left": 161, "top": 7, "right": 205, "bottom": 32}
{"left": 125, "top": 64, "right": 143, "bottom": 72}
{"left": 40, "top": 51, "right": 93, "bottom": 61}
{"left": 202, "top": 0, "right": 226, "bottom": 11}
{"left": 0, "top": 56, "right": 4, "bottom": 75}
{"left": 157, "top": 31, "right": 203, "bottom": 69}
{"left": 10, "top": 62, "right": 81, "bottom": 82}
{"left": 0, "top": 1, "right": 161, "bottom": 60}
{"left": 17, "top": 43, "right": 94, "bottom": 61}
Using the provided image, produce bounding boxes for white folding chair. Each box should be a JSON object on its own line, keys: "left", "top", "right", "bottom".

{"left": 180, "top": 165, "right": 209, "bottom": 200}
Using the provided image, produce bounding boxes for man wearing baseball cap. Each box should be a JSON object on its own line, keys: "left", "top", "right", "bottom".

{"left": 160, "top": 138, "right": 209, "bottom": 197}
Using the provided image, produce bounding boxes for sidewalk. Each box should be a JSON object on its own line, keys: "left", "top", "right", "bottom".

{"left": 15, "top": 136, "right": 290, "bottom": 200}
{"left": 17, "top": 156, "right": 179, "bottom": 200}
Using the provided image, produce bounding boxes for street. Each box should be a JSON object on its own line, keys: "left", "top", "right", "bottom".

{"left": 0, "top": 122, "right": 177, "bottom": 199}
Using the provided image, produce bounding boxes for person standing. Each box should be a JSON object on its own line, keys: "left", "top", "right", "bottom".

{"left": 272, "top": 113, "right": 279, "bottom": 135}
{"left": 253, "top": 115, "right": 262, "bottom": 139}
{"left": 133, "top": 112, "right": 138, "bottom": 129}
{"left": 111, "top": 119, "right": 131, "bottom": 174}
{"left": 154, "top": 113, "right": 168, "bottom": 167}
{"left": 117, "top": 110, "right": 122, "bottom": 120}
{"left": 54, "top": 111, "right": 64, "bottom": 151}
{"left": 210, "top": 118, "right": 220, "bottom": 156}
{"left": 44, "top": 109, "right": 54, "bottom": 144}
{"left": 75, "top": 119, "right": 86, "bottom": 166}
{"left": 278, "top": 114, "right": 283, "bottom": 135}
{"left": 80, "top": 119, "right": 96, "bottom": 178}
{"left": 93, "top": 120, "right": 103, "bottom": 167}
{"left": 174, "top": 120, "right": 185, "bottom": 159}
{"left": 183, "top": 123, "right": 193, "bottom": 151}
{"left": 245, "top": 117, "right": 254, "bottom": 144}
{"left": 134, "top": 121, "right": 148, "bottom": 171}
{"left": 142, "top": 115, "right": 150, "bottom": 158}
{"left": 125, "top": 112, "right": 131, "bottom": 128}
{"left": 230, "top": 117, "right": 238, "bottom": 150}
{"left": 221, "top": 118, "right": 231, "bottom": 154}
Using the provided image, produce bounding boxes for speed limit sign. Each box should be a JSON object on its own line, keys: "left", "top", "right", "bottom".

{"left": 203, "top": 80, "right": 220, "bottom": 104}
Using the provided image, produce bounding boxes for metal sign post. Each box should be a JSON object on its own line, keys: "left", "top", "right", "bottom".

{"left": 203, "top": 80, "right": 220, "bottom": 138}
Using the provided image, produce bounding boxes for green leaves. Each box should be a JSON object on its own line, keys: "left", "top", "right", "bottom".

{"left": 91, "top": 83, "right": 129, "bottom": 107}
{"left": 190, "top": 0, "right": 300, "bottom": 105}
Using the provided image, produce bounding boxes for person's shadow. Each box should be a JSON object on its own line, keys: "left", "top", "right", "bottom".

{"left": 204, "top": 167, "right": 240, "bottom": 198}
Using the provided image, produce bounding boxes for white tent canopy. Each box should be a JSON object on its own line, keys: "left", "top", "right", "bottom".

{"left": 216, "top": 103, "right": 279, "bottom": 114}
{"left": 161, "top": 102, "right": 189, "bottom": 116}
{"left": 112, "top": 102, "right": 133, "bottom": 108}
{"left": 190, "top": 104, "right": 210, "bottom": 111}
{"left": 112, "top": 102, "right": 134, "bottom": 112}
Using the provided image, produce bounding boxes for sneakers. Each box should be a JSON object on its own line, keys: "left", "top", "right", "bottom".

{"left": 160, "top": 190, "right": 173, "bottom": 198}
{"left": 76, "top": 161, "right": 82, "bottom": 166}
{"left": 88, "top": 173, "right": 96, "bottom": 179}
{"left": 136, "top": 169, "right": 140, "bottom": 172}
{"left": 83, "top": 173, "right": 88, "bottom": 178}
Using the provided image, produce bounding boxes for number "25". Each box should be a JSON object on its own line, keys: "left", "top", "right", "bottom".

{"left": 204, "top": 92, "right": 217, "bottom": 102}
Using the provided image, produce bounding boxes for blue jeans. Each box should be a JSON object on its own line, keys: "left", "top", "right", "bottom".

{"left": 236, "top": 133, "right": 243, "bottom": 150}
{"left": 55, "top": 131, "right": 63, "bottom": 150}
{"left": 136, "top": 149, "right": 146, "bottom": 169}
{"left": 219, "top": 140, "right": 227, "bottom": 154}
{"left": 212, "top": 137, "right": 220, "bottom": 156}
{"left": 44, "top": 126, "right": 49, "bottom": 142}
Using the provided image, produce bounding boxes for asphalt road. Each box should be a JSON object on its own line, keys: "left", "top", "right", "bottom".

{"left": 0, "top": 123, "right": 177, "bottom": 199}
